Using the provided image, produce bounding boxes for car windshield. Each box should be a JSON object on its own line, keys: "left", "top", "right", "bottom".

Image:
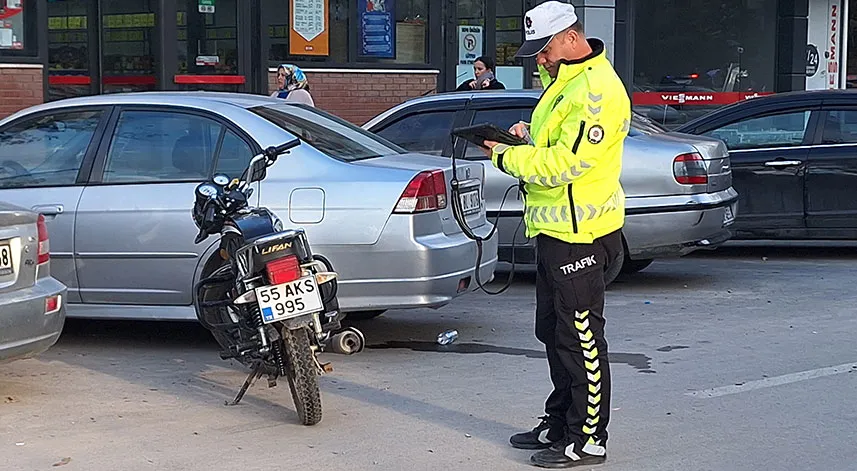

{"left": 630, "top": 111, "right": 667, "bottom": 135}
{"left": 250, "top": 104, "right": 407, "bottom": 161}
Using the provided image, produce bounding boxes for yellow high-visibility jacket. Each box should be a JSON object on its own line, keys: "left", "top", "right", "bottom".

{"left": 492, "top": 39, "right": 631, "bottom": 244}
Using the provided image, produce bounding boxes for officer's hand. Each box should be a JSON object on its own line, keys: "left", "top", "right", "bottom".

{"left": 509, "top": 122, "right": 529, "bottom": 138}
{"left": 481, "top": 140, "right": 499, "bottom": 157}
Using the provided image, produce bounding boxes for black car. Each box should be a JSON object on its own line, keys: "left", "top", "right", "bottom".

{"left": 676, "top": 89, "right": 857, "bottom": 240}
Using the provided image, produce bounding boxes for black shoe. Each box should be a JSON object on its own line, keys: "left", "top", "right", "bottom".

{"left": 510, "top": 416, "right": 565, "bottom": 450}
{"left": 530, "top": 437, "right": 607, "bottom": 468}
{"left": 529, "top": 440, "right": 607, "bottom": 468}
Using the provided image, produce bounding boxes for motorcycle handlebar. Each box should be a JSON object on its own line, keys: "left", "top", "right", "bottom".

{"left": 265, "top": 137, "right": 301, "bottom": 160}
{"left": 236, "top": 138, "right": 301, "bottom": 192}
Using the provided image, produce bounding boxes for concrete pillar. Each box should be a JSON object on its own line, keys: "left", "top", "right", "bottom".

{"left": 776, "top": 0, "right": 810, "bottom": 92}
{"left": 571, "top": 0, "right": 617, "bottom": 64}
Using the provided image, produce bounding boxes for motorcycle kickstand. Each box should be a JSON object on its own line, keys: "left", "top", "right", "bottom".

{"left": 226, "top": 363, "right": 264, "bottom": 406}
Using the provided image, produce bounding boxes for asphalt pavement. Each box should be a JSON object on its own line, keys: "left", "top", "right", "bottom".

{"left": 2, "top": 245, "right": 857, "bottom": 471}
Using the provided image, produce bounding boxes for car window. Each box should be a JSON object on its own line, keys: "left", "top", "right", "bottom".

{"left": 464, "top": 108, "right": 532, "bottom": 159}
{"left": 0, "top": 109, "right": 103, "bottom": 189}
{"left": 214, "top": 130, "right": 255, "bottom": 180}
{"left": 701, "top": 111, "right": 811, "bottom": 150}
{"left": 375, "top": 110, "right": 457, "bottom": 156}
{"left": 252, "top": 104, "right": 406, "bottom": 161}
{"left": 821, "top": 110, "right": 857, "bottom": 144}
{"left": 103, "top": 110, "right": 222, "bottom": 183}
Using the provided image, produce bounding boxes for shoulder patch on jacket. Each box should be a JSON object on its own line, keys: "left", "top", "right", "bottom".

{"left": 587, "top": 125, "right": 604, "bottom": 144}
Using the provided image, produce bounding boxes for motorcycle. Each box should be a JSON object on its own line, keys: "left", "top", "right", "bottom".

{"left": 191, "top": 139, "right": 365, "bottom": 426}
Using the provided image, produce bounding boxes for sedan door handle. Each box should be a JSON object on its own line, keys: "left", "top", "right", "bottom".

{"left": 32, "top": 204, "right": 64, "bottom": 217}
{"left": 764, "top": 160, "right": 802, "bottom": 168}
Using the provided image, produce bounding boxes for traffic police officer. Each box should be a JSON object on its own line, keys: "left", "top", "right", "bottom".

{"left": 481, "top": 1, "right": 630, "bottom": 468}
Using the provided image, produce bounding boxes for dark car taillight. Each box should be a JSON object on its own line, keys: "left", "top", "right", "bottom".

{"left": 673, "top": 152, "right": 708, "bottom": 185}
{"left": 266, "top": 254, "right": 301, "bottom": 285}
{"left": 37, "top": 214, "right": 49, "bottom": 265}
{"left": 393, "top": 170, "right": 448, "bottom": 214}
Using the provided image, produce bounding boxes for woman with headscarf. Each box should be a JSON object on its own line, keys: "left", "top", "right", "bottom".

{"left": 456, "top": 56, "right": 506, "bottom": 91}
{"left": 271, "top": 64, "right": 315, "bottom": 106}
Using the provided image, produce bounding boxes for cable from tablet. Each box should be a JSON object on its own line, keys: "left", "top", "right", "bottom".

{"left": 447, "top": 132, "right": 526, "bottom": 296}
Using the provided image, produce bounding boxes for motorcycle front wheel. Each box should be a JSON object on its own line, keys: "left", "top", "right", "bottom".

{"left": 281, "top": 326, "right": 322, "bottom": 425}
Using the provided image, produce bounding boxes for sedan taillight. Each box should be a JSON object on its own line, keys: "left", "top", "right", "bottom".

{"left": 673, "top": 153, "right": 708, "bottom": 185}
{"left": 393, "top": 170, "right": 448, "bottom": 214}
{"left": 37, "top": 214, "right": 49, "bottom": 265}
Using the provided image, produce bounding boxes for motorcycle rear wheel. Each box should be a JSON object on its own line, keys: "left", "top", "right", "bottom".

{"left": 281, "top": 326, "right": 322, "bottom": 425}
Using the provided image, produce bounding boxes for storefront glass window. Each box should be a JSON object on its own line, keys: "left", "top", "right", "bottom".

{"left": 48, "top": 0, "right": 93, "bottom": 101}
{"left": 633, "top": 0, "right": 777, "bottom": 128}
{"left": 0, "top": 0, "right": 34, "bottom": 55}
{"left": 264, "top": 0, "right": 348, "bottom": 64}
{"left": 101, "top": 0, "right": 157, "bottom": 94}
{"left": 358, "top": 0, "right": 429, "bottom": 64}
{"left": 177, "top": 0, "right": 238, "bottom": 76}
{"left": 495, "top": 0, "right": 524, "bottom": 89}
{"left": 495, "top": 1, "right": 521, "bottom": 65}
{"left": 455, "top": 0, "right": 485, "bottom": 87}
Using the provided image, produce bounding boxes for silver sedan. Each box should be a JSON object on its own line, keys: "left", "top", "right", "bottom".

{"left": 0, "top": 92, "right": 497, "bottom": 321}
{"left": 363, "top": 90, "right": 739, "bottom": 282}
{"left": 0, "top": 203, "right": 66, "bottom": 363}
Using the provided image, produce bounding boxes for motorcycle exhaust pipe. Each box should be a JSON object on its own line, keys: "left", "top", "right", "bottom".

{"left": 327, "top": 327, "right": 365, "bottom": 355}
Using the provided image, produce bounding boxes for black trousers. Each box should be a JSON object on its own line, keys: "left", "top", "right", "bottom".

{"left": 535, "top": 230, "right": 623, "bottom": 448}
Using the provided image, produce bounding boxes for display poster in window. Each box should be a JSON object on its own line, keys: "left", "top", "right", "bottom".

{"left": 290, "top": 0, "right": 329, "bottom": 56}
{"left": 0, "top": 0, "right": 24, "bottom": 50}
{"left": 458, "top": 25, "right": 483, "bottom": 65}
{"left": 358, "top": 0, "right": 395, "bottom": 58}
{"left": 806, "top": 0, "right": 841, "bottom": 90}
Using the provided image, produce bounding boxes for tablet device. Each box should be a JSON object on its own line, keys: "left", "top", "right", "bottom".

{"left": 451, "top": 123, "right": 529, "bottom": 147}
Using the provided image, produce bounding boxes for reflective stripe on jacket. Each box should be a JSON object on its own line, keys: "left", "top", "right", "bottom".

{"left": 491, "top": 38, "right": 630, "bottom": 245}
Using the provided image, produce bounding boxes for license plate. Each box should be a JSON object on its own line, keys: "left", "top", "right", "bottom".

{"left": 255, "top": 276, "right": 324, "bottom": 324}
{"left": 459, "top": 187, "right": 481, "bottom": 215}
{"left": 723, "top": 204, "right": 735, "bottom": 224}
{"left": 0, "top": 243, "right": 12, "bottom": 276}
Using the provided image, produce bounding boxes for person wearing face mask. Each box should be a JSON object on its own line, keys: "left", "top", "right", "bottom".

{"left": 456, "top": 56, "right": 506, "bottom": 91}
{"left": 479, "top": 1, "right": 630, "bottom": 468}
{"left": 271, "top": 63, "right": 315, "bottom": 106}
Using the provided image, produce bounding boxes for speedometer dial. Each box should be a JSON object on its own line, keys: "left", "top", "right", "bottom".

{"left": 197, "top": 184, "right": 218, "bottom": 197}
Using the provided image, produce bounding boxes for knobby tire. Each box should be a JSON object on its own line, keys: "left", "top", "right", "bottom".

{"left": 281, "top": 326, "right": 322, "bottom": 425}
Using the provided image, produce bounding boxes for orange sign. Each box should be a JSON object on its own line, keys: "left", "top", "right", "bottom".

{"left": 289, "top": 0, "right": 329, "bottom": 56}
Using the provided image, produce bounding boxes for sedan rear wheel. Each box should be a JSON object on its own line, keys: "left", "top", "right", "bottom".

{"left": 621, "top": 257, "right": 654, "bottom": 275}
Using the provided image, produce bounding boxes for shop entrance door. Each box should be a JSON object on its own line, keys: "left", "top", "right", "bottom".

{"left": 175, "top": 0, "right": 247, "bottom": 92}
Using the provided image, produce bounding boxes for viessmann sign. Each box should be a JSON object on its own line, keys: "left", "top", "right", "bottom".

{"left": 632, "top": 92, "right": 774, "bottom": 106}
